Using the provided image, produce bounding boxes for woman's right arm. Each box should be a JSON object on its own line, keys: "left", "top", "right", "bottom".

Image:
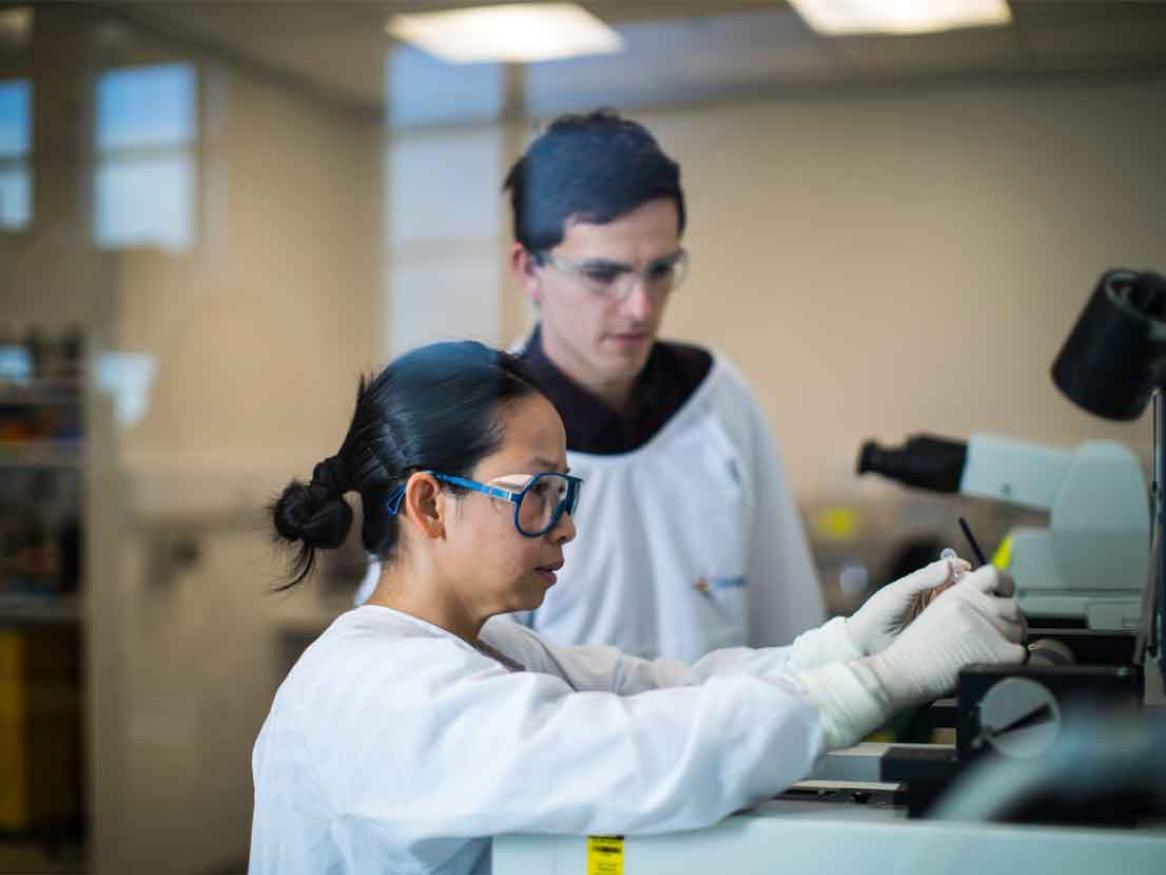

{"left": 320, "top": 662, "right": 825, "bottom": 842}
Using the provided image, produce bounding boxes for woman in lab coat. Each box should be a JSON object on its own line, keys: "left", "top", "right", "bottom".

{"left": 250, "top": 340, "right": 1026, "bottom": 875}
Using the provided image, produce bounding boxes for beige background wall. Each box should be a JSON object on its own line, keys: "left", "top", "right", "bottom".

{"left": 614, "top": 76, "right": 1166, "bottom": 500}
{"left": 119, "top": 71, "right": 382, "bottom": 489}
{"left": 96, "top": 62, "right": 381, "bottom": 871}
{"left": 101, "top": 65, "right": 381, "bottom": 872}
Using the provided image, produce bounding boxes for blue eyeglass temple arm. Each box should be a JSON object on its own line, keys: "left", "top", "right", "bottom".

{"left": 385, "top": 472, "right": 520, "bottom": 516}
{"left": 385, "top": 471, "right": 581, "bottom": 518}
{"left": 432, "top": 473, "right": 521, "bottom": 504}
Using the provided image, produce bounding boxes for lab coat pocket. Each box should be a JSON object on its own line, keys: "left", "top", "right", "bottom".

{"left": 698, "top": 574, "right": 748, "bottom": 629}
{"left": 683, "top": 450, "right": 750, "bottom": 636}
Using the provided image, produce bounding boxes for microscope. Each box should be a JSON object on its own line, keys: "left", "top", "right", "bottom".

{"left": 858, "top": 433, "right": 1149, "bottom": 631}
{"left": 830, "top": 270, "right": 1166, "bottom": 821}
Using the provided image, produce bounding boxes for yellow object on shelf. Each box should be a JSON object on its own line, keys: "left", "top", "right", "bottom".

{"left": 0, "top": 626, "right": 82, "bottom": 833}
{"left": 813, "top": 506, "right": 861, "bottom": 541}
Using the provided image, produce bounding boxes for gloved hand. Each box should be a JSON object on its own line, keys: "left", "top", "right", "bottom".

{"left": 797, "top": 565, "right": 1026, "bottom": 750}
{"left": 864, "top": 565, "right": 1027, "bottom": 708}
{"left": 844, "top": 557, "right": 970, "bottom": 656}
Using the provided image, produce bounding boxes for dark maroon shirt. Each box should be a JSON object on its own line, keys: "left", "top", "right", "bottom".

{"left": 518, "top": 325, "right": 713, "bottom": 455}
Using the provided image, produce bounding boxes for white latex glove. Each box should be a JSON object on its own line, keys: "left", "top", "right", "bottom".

{"left": 844, "top": 557, "right": 971, "bottom": 656}
{"left": 798, "top": 565, "right": 1026, "bottom": 750}
{"left": 865, "top": 565, "right": 1027, "bottom": 708}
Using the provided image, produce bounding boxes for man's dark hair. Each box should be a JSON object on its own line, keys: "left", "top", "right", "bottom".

{"left": 503, "top": 109, "right": 686, "bottom": 254}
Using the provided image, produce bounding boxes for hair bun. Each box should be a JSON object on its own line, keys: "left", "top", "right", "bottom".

{"left": 273, "top": 480, "right": 353, "bottom": 550}
{"left": 311, "top": 455, "right": 349, "bottom": 498}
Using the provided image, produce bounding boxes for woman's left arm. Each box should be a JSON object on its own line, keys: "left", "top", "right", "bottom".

{"left": 484, "top": 616, "right": 864, "bottom": 694}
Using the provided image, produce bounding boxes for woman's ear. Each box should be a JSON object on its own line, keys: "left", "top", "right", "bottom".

{"left": 402, "top": 472, "right": 446, "bottom": 540}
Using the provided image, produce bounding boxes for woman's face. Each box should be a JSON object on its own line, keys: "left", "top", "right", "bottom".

{"left": 440, "top": 393, "right": 576, "bottom": 616}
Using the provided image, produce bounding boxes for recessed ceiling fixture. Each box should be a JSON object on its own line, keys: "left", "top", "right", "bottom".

{"left": 0, "top": 6, "right": 33, "bottom": 47}
{"left": 788, "top": 0, "right": 1012, "bottom": 36}
{"left": 387, "top": 3, "right": 623, "bottom": 64}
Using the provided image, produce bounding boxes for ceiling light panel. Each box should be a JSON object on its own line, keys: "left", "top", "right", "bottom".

{"left": 789, "top": 0, "right": 1012, "bottom": 36}
{"left": 387, "top": 3, "right": 623, "bottom": 64}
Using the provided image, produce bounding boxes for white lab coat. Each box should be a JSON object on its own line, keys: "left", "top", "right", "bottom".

{"left": 249, "top": 605, "right": 860, "bottom": 874}
{"left": 512, "top": 353, "right": 823, "bottom": 660}
{"left": 354, "top": 354, "right": 825, "bottom": 663}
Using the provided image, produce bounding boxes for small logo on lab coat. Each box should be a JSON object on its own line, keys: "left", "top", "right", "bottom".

{"left": 694, "top": 576, "right": 746, "bottom": 593}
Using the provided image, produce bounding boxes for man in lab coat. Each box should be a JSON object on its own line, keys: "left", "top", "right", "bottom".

{"left": 356, "top": 110, "right": 824, "bottom": 660}
{"left": 502, "top": 109, "right": 825, "bottom": 660}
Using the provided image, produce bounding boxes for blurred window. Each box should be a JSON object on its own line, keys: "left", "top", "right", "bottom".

{"left": 384, "top": 128, "right": 505, "bottom": 354}
{"left": 0, "top": 78, "right": 32, "bottom": 231}
{"left": 94, "top": 63, "right": 196, "bottom": 251}
{"left": 387, "top": 45, "right": 503, "bottom": 128}
{"left": 384, "top": 47, "right": 507, "bottom": 355}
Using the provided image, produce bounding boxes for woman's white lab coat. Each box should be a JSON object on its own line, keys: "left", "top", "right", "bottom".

{"left": 249, "top": 604, "right": 860, "bottom": 874}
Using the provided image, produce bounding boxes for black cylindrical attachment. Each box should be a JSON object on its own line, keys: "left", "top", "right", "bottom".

{"left": 1052, "top": 269, "right": 1166, "bottom": 421}
{"left": 857, "top": 434, "right": 968, "bottom": 493}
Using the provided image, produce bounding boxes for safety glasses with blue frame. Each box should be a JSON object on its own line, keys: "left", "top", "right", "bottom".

{"left": 386, "top": 471, "right": 582, "bottom": 538}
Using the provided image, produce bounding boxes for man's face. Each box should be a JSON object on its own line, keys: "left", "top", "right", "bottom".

{"left": 515, "top": 198, "right": 683, "bottom": 395}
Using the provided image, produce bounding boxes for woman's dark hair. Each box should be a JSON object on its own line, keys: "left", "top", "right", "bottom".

{"left": 271, "top": 341, "right": 542, "bottom": 588}
{"left": 503, "top": 109, "right": 686, "bottom": 254}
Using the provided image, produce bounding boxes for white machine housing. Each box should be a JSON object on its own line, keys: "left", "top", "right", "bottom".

{"left": 962, "top": 435, "right": 1149, "bottom": 629}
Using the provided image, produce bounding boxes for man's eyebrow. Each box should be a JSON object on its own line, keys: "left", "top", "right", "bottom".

{"left": 648, "top": 250, "right": 685, "bottom": 266}
{"left": 578, "top": 250, "right": 683, "bottom": 269}
{"left": 576, "top": 257, "right": 633, "bottom": 270}
{"left": 530, "top": 456, "right": 568, "bottom": 473}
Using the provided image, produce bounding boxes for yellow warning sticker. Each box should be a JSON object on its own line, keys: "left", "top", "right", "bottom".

{"left": 587, "top": 835, "right": 624, "bottom": 875}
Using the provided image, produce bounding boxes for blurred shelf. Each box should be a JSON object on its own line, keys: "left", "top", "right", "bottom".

{"left": 0, "top": 592, "right": 82, "bottom": 624}
{"left": 0, "top": 835, "right": 87, "bottom": 873}
{"left": 0, "top": 441, "right": 83, "bottom": 469}
{"left": 0, "top": 379, "right": 84, "bottom": 405}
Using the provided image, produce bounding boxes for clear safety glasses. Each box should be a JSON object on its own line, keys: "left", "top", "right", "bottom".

{"left": 386, "top": 471, "right": 582, "bottom": 538}
{"left": 538, "top": 249, "right": 689, "bottom": 303}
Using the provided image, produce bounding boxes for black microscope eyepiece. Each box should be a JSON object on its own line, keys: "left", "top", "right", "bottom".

{"left": 857, "top": 434, "right": 968, "bottom": 493}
